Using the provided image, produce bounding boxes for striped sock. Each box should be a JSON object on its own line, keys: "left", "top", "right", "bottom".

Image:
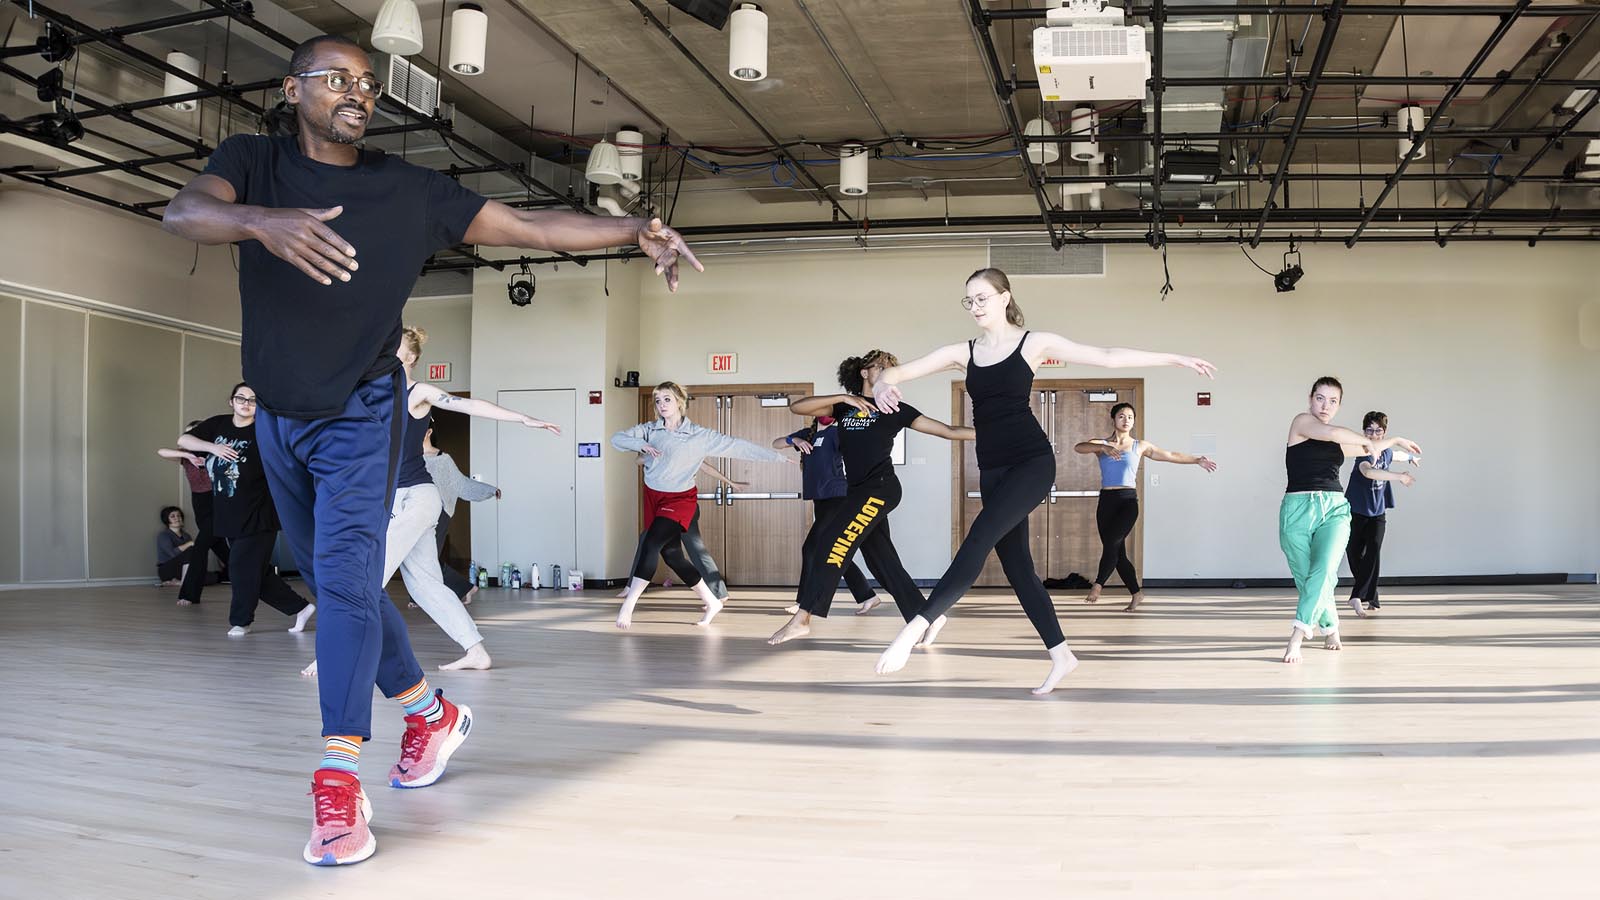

{"left": 320, "top": 735, "right": 362, "bottom": 776}
{"left": 395, "top": 678, "right": 444, "bottom": 726}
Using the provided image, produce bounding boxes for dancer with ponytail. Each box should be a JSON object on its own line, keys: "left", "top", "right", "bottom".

{"left": 870, "top": 268, "right": 1216, "bottom": 694}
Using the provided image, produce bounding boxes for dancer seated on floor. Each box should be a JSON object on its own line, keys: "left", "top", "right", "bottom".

{"left": 1279, "top": 377, "right": 1420, "bottom": 663}
{"left": 610, "top": 381, "right": 793, "bottom": 629}
{"left": 1073, "top": 401, "right": 1217, "bottom": 612}
{"left": 155, "top": 506, "right": 194, "bottom": 586}
{"left": 769, "top": 349, "right": 973, "bottom": 646}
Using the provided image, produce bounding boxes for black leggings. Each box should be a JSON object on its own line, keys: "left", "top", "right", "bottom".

{"left": 434, "top": 510, "right": 475, "bottom": 601}
{"left": 1093, "top": 489, "right": 1141, "bottom": 594}
{"left": 226, "top": 530, "right": 310, "bottom": 627}
{"left": 796, "top": 481, "right": 924, "bottom": 620}
{"left": 178, "top": 490, "right": 230, "bottom": 602}
{"left": 1346, "top": 513, "right": 1387, "bottom": 606}
{"left": 917, "top": 453, "right": 1064, "bottom": 648}
{"left": 810, "top": 498, "right": 878, "bottom": 607}
{"left": 627, "top": 507, "right": 728, "bottom": 597}
{"left": 630, "top": 516, "right": 704, "bottom": 587}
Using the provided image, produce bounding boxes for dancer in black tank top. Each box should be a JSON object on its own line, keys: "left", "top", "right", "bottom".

{"left": 868, "top": 267, "right": 1217, "bottom": 694}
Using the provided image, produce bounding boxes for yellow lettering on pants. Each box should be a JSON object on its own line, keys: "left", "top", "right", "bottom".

{"left": 826, "top": 496, "right": 886, "bottom": 566}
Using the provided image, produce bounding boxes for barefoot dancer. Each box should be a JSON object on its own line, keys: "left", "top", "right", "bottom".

{"left": 774, "top": 412, "right": 880, "bottom": 617}
{"left": 1073, "top": 402, "right": 1217, "bottom": 612}
{"left": 768, "top": 350, "right": 973, "bottom": 646}
{"left": 870, "top": 268, "right": 1216, "bottom": 694}
{"left": 162, "top": 33, "right": 702, "bottom": 865}
{"left": 610, "top": 382, "right": 792, "bottom": 629}
{"left": 1344, "top": 411, "right": 1419, "bottom": 617}
{"left": 421, "top": 426, "right": 498, "bottom": 606}
{"left": 1280, "top": 378, "right": 1421, "bottom": 663}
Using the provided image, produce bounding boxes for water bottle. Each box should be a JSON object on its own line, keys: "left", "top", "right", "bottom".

{"left": 510, "top": 567, "right": 522, "bottom": 590}
{"left": 551, "top": 564, "right": 562, "bottom": 590}
{"left": 477, "top": 565, "right": 488, "bottom": 588}
{"left": 501, "top": 562, "right": 511, "bottom": 586}
{"left": 529, "top": 563, "right": 541, "bottom": 589}
{"left": 468, "top": 560, "right": 478, "bottom": 584}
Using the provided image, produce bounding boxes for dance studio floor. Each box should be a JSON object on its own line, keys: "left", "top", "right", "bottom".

{"left": 3, "top": 583, "right": 1597, "bottom": 899}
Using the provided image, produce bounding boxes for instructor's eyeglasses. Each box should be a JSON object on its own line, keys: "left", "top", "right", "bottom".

{"left": 292, "top": 69, "right": 384, "bottom": 100}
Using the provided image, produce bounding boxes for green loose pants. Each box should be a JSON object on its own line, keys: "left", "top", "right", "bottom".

{"left": 1278, "top": 491, "right": 1352, "bottom": 635}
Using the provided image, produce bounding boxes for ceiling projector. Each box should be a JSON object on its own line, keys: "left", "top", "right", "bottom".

{"left": 1032, "top": 0, "right": 1151, "bottom": 103}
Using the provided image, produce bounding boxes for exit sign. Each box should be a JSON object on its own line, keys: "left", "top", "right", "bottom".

{"left": 708, "top": 352, "right": 738, "bottom": 374}
{"left": 1039, "top": 358, "right": 1066, "bottom": 368}
{"left": 426, "top": 362, "right": 452, "bottom": 382}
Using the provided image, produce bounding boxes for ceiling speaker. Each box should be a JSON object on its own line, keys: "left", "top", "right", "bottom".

{"left": 667, "top": 0, "right": 734, "bottom": 30}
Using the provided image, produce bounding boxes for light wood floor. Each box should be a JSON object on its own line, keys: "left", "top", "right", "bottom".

{"left": 3, "top": 581, "right": 1597, "bottom": 899}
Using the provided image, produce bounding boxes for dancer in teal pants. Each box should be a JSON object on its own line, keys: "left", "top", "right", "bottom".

{"left": 1280, "top": 377, "right": 1421, "bottom": 663}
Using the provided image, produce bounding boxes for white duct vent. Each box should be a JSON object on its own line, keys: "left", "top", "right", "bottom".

{"left": 987, "top": 240, "right": 1105, "bottom": 276}
{"left": 1050, "top": 29, "right": 1130, "bottom": 58}
{"left": 376, "top": 52, "right": 440, "bottom": 115}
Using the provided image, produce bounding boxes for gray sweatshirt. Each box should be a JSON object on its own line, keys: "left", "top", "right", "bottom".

{"left": 611, "top": 417, "right": 789, "bottom": 491}
{"left": 423, "top": 452, "right": 499, "bottom": 517}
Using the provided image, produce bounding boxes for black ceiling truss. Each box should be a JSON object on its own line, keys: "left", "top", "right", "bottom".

{"left": 1250, "top": 0, "right": 1345, "bottom": 248}
{"left": 0, "top": 0, "right": 598, "bottom": 271}
{"left": 966, "top": 0, "right": 1059, "bottom": 248}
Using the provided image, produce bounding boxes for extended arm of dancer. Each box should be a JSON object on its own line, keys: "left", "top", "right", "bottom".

{"left": 1358, "top": 461, "right": 1415, "bottom": 486}
{"left": 176, "top": 432, "right": 239, "bottom": 462}
{"left": 868, "top": 343, "right": 974, "bottom": 413}
{"left": 612, "top": 423, "right": 655, "bottom": 456}
{"left": 1073, "top": 439, "right": 1122, "bottom": 458}
{"left": 1027, "top": 333, "right": 1216, "bottom": 377}
{"left": 164, "top": 179, "right": 701, "bottom": 291}
{"left": 1144, "top": 443, "right": 1218, "bottom": 472}
{"left": 698, "top": 462, "right": 746, "bottom": 489}
{"left": 791, "top": 394, "right": 874, "bottom": 417}
{"left": 416, "top": 386, "right": 559, "bottom": 433}
{"left": 1289, "top": 413, "right": 1374, "bottom": 456}
{"left": 156, "top": 447, "right": 204, "bottom": 466}
{"left": 909, "top": 416, "right": 975, "bottom": 441}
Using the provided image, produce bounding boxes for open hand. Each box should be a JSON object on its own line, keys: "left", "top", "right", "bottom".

{"left": 1397, "top": 472, "right": 1415, "bottom": 487}
{"left": 1197, "top": 456, "right": 1218, "bottom": 473}
{"left": 636, "top": 217, "right": 704, "bottom": 292}
{"left": 1393, "top": 438, "right": 1422, "bottom": 457}
{"left": 792, "top": 439, "right": 814, "bottom": 455}
{"left": 522, "top": 416, "right": 560, "bottom": 434}
{"left": 1183, "top": 356, "right": 1217, "bottom": 378}
{"left": 871, "top": 383, "right": 903, "bottom": 414}
{"left": 251, "top": 205, "right": 358, "bottom": 286}
{"left": 210, "top": 444, "right": 241, "bottom": 463}
{"left": 641, "top": 445, "right": 663, "bottom": 459}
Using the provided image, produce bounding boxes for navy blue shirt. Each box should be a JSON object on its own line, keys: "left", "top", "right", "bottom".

{"left": 786, "top": 423, "right": 848, "bottom": 501}
{"left": 1345, "top": 449, "right": 1396, "bottom": 517}
{"left": 201, "top": 135, "right": 487, "bottom": 419}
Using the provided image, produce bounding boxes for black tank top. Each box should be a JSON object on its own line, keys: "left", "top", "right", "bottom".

{"left": 395, "top": 385, "right": 433, "bottom": 489}
{"left": 1284, "top": 439, "right": 1344, "bottom": 493}
{"left": 966, "top": 332, "right": 1052, "bottom": 470}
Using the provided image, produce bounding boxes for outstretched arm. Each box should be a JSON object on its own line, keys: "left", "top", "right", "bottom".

{"left": 163, "top": 175, "right": 360, "bottom": 287}
{"left": 1029, "top": 332, "right": 1216, "bottom": 378}
{"left": 1290, "top": 413, "right": 1373, "bottom": 456}
{"left": 463, "top": 204, "right": 703, "bottom": 292}
{"left": 871, "top": 342, "right": 969, "bottom": 413}
{"left": 698, "top": 461, "right": 747, "bottom": 490}
{"left": 1145, "top": 442, "right": 1218, "bottom": 472}
{"left": 1073, "top": 439, "right": 1120, "bottom": 458}
{"left": 909, "top": 415, "right": 975, "bottom": 442}
{"left": 157, "top": 448, "right": 204, "bottom": 465}
{"left": 792, "top": 394, "right": 872, "bottom": 417}
{"left": 416, "top": 384, "right": 560, "bottom": 433}
{"left": 176, "top": 433, "right": 238, "bottom": 462}
{"left": 1358, "top": 461, "right": 1415, "bottom": 487}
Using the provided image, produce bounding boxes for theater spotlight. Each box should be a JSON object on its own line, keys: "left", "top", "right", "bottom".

{"left": 507, "top": 263, "right": 535, "bottom": 307}
{"left": 1274, "top": 242, "right": 1304, "bottom": 293}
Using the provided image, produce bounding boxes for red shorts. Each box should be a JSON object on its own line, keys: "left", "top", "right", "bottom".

{"left": 643, "top": 486, "right": 699, "bottom": 530}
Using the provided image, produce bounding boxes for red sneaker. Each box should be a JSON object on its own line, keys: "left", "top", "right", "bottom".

{"left": 303, "top": 769, "right": 375, "bottom": 866}
{"left": 390, "top": 691, "right": 473, "bottom": 789}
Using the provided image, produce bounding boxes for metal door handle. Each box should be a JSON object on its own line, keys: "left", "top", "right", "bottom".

{"left": 1050, "top": 491, "right": 1098, "bottom": 497}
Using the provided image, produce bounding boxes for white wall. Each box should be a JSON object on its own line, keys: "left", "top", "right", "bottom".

{"left": 402, "top": 295, "right": 473, "bottom": 392}
{"left": 466, "top": 257, "right": 645, "bottom": 578}
{"left": 636, "top": 241, "right": 1600, "bottom": 580}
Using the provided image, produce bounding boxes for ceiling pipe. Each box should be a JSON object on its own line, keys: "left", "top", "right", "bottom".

{"left": 984, "top": 5, "right": 1590, "bottom": 20}
{"left": 1445, "top": 90, "right": 1600, "bottom": 238}
{"left": 0, "top": 6, "right": 237, "bottom": 60}
{"left": 1025, "top": 128, "right": 1600, "bottom": 142}
{"left": 1013, "top": 76, "right": 1600, "bottom": 89}
{"left": 965, "top": 0, "right": 1058, "bottom": 248}
{"left": 623, "top": 0, "right": 855, "bottom": 223}
{"left": 1346, "top": 0, "right": 1533, "bottom": 247}
{"left": 1252, "top": 0, "right": 1346, "bottom": 247}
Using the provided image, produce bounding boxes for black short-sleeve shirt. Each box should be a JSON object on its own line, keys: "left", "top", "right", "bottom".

{"left": 831, "top": 401, "right": 920, "bottom": 488}
{"left": 201, "top": 134, "right": 488, "bottom": 418}
{"left": 188, "top": 414, "right": 278, "bottom": 538}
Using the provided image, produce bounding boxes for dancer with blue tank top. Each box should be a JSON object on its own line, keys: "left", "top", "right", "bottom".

{"left": 867, "top": 268, "right": 1216, "bottom": 694}
{"left": 1343, "top": 410, "right": 1419, "bottom": 617}
{"left": 1074, "top": 402, "right": 1217, "bottom": 611}
{"left": 1280, "top": 378, "right": 1420, "bottom": 663}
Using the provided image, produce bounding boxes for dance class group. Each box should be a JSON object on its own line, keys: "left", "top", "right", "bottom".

{"left": 152, "top": 34, "right": 1423, "bottom": 866}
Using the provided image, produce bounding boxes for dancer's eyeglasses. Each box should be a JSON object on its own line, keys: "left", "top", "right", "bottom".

{"left": 292, "top": 69, "right": 384, "bottom": 100}
{"left": 960, "top": 292, "right": 1002, "bottom": 310}
{"left": 231, "top": 395, "right": 257, "bottom": 406}
{"left": 1363, "top": 426, "right": 1384, "bottom": 434}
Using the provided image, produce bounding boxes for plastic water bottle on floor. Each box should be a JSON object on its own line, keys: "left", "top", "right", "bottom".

{"left": 529, "top": 563, "right": 541, "bottom": 589}
{"left": 468, "top": 560, "right": 478, "bottom": 585}
{"left": 510, "top": 567, "right": 522, "bottom": 590}
{"left": 477, "top": 566, "right": 488, "bottom": 589}
{"left": 551, "top": 564, "right": 562, "bottom": 591}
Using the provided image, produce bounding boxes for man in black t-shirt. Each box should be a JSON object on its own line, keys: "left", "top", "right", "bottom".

{"left": 162, "top": 34, "right": 704, "bottom": 866}
{"left": 179, "top": 383, "right": 313, "bottom": 635}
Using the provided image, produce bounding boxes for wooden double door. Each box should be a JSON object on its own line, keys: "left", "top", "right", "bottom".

{"left": 951, "top": 379, "right": 1144, "bottom": 588}
{"left": 637, "top": 384, "right": 811, "bottom": 586}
